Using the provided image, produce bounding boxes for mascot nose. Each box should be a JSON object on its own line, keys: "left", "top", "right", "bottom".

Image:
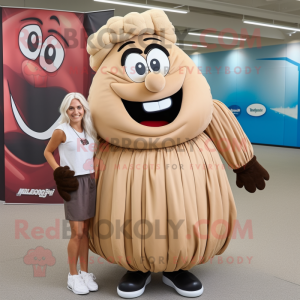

{"left": 145, "top": 72, "right": 166, "bottom": 93}
{"left": 22, "top": 60, "right": 48, "bottom": 87}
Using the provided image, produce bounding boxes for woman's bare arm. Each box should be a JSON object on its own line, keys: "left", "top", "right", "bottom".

{"left": 44, "top": 129, "right": 66, "bottom": 171}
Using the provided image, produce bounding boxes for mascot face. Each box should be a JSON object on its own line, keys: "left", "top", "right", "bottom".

{"left": 89, "top": 34, "right": 213, "bottom": 149}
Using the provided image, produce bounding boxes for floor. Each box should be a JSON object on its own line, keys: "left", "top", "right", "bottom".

{"left": 0, "top": 145, "right": 299, "bottom": 300}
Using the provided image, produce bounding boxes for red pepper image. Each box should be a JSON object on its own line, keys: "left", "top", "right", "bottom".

{"left": 3, "top": 8, "right": 89, "bottom": 203}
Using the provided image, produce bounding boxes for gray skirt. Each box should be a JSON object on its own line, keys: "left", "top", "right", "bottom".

{"left": 63, "top": 173, "right": 96, "bottom": 221}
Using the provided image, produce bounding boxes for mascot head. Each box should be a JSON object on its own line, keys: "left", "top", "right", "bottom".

{"left": 87, "top": 9, "right": 213, "bottom": 149}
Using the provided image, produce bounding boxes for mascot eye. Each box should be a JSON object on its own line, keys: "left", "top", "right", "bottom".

{"left": 19, "top": 25, "right": 42, "bottom": 60}
{"left": 146, "top": 48, "right": 170, "bottom": 76}
{"left": 39, "top": 36, "right": 65, "bottom": 73}
{"left": 124, "top": 53, "right": 148, "bottom": 83}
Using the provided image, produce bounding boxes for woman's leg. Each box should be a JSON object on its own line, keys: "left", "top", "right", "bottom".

{"left": 78, "top": 219, "right": 90, "bottom": 272}
{"left": 68, "top": 220, "right": 84, "bottom": 275}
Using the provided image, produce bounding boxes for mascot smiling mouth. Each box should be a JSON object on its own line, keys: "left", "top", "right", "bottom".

{"left": 121, "top": 87, "right": 182, "bottom": 127}
{"left": 6, "top": 79, "right": 65, "bottom": 164}
{"left": 7, "top": 79, "right": 65, "bottom": 139}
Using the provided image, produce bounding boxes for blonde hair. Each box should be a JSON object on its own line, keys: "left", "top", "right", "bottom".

{"left": 59, "top": 92, "right": 98, "bottom": 146}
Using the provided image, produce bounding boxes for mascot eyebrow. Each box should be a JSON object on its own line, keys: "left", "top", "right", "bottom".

{"left": 120, "top": 42, "right": 169, "bottom": 66}
{"left": 118, "top": 41, "right": 135, "bottom": 52}
{"left": 20, "top": 16, "right": 69, "bottom": 47}
{"left": 144, "top": 44, "right": 169, "bottom": 56}
{"left": 121, "top": 48, "right": 143, "bottom": 66}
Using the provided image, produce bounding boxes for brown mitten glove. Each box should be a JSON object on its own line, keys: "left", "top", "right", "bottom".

{"left": 53, "top": 166, "right": 79, "bottom": 201}
{"left": 233, "top": 155, "right": 270, "bottom": 193}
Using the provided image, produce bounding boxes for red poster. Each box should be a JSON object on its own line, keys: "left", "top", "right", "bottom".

{"left": 2, "top": 7, "right": 113, "bottom": 203}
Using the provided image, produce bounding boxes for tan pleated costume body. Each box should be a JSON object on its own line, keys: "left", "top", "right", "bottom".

{"left": 86, "top": 9, "right": 254, "bottom": 273}
{"left": 89, "top": 100, "right": 254, "bottom": 272}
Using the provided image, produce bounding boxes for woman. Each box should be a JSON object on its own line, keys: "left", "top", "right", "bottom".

{"left": 44, "top": 92, "right": 99, "bottom": 295}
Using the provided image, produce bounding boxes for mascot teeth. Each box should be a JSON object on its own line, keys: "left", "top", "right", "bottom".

{"left": 143, "top": 98, "right": 172, "bottom": 112}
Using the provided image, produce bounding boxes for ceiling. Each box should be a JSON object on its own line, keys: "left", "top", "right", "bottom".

{"left": 1, "top": 0, "right": 300, "bottom": 53}
{"left": 212, "top": 0, "right": 300, "bottom": 15}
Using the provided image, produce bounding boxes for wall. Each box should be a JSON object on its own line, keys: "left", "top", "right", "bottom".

{"left": 190, "top": 42, "right": 300, "bottom": 147}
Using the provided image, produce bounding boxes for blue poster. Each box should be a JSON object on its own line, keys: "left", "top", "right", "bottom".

{"left": 190, "top": 42, "right": 300, "bottom": 147}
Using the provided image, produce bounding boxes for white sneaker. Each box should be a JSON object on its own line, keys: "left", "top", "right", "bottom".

{"left": 67, "top": 273, "right": 90, "bottom": 295}
{"left": 79, "top": 270, "right": 99, "bottom": 291}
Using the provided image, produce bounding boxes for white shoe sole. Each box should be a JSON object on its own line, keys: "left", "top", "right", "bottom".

{"left": 117, "top": 274, "right": 151, "bottom": 298}
{"left": 67, "top": 284, "right": 90, "bottom": 295}
{"left": 162, "top": 275, "right": 204, "bottom": 298}
{"left": 88, "top": 286, "right": 99, "bottom": 292}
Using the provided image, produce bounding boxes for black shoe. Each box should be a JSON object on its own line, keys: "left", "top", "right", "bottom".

{"left": 117, "top": 270, "right": 151, "bottom": 298}
{"left": 162, "top": 270, "right": 203, "bottom": 297}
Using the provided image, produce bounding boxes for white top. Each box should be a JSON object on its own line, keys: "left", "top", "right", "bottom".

{"left": 55, "top": 122, "right": 95, "bottom": 176}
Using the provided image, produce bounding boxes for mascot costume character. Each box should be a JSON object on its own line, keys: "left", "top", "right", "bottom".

{"left": 86, "top": 9, "right": 270, "bottom": 298}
